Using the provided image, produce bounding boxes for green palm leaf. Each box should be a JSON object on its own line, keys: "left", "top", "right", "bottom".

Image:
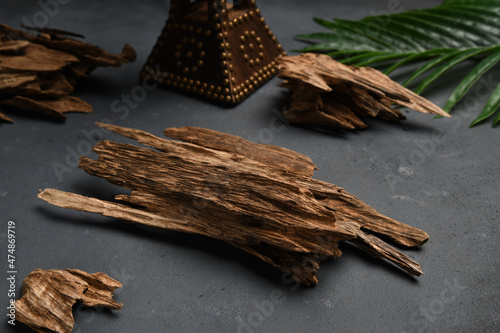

{"left": 295, "top": 0, "right": 500, "bottom": 127}
{"left": 470, "top": 83, "right": 500, "bottom": 126}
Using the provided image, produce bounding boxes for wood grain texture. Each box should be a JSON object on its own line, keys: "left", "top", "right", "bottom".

{"left": 2, "top": 96, "right": 92, "bottom": 118}
{"left": 163, "top": 126, "right": 318, "bottom": 176}
{"left": 1, "top": 72, "right": 74, "bottom": 97}
{"left": 0, "top": 24, "right": 135, "bottom": 123}
{"left": 39, "top": 124, "right": 428, "bottom": 285}
{"left": 278, "top": 53, "right": 450, "bottom": 129}
{"left": 15, "top": 268, "right": 122, "bottom": 333}
{"left": 0, "top": 25, "right": 136, "bottom": 67}
{"left": 0, "top": 43, "right": 78, "bottom": 72}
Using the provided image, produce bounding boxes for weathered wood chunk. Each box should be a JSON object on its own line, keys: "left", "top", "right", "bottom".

{"left": 39, "top": 124, "right": 429, "bottom": 285}
{"left": 0, "top": 24, "right": 136, "bottom": 123}
{"left": 15, "top": 268, "right": 122, "bottom": 333}
{"left": 2, "top": 96, "right": 92, "bottom": 118}
{"left": 278, "top": 53, "right": 450, "bottom": 129}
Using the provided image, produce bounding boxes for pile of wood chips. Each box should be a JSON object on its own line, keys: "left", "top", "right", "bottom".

{"left": 278, "top": 53, "right": 450, "bottom": 129}
{"left": 0, "top": 24, "right": 136, "bottom": 123}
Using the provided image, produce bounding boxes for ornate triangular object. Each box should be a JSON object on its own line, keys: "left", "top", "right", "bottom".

{"left": 141, "top": 0, "right": 286, "bottom": 105}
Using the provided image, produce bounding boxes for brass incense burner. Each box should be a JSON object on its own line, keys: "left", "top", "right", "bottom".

{"left": 141, "top": 0, "right": 286, "bottom": 105}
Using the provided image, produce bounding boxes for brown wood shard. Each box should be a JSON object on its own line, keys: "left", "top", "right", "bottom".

{"left": 0, "top": 72, "right": 74, "bottom": 97}
{"left": 0, "top": 24, "right": 136, "bottom": 123}
{"left": 163, "top": 126, "right": 318, "bottom": 177}
{"left": 0, "top": 43, "right": 78, "bottom": 72}
{"left": 39, "top": 124, "right": 428, "bottom": 285}
{"left": 278, "top": 53, "right": 450, "bottom": 130}
{"left": 0, "top": 73, "right": 38, "bottom": 91}
{"left": 1, "top": 25, "right": 136, "bottom": 67}
{"left": 2, "top": 96, "right": 92, "bottom": 118}
{"left": 0, "top": 40, "right": 29, "bottom": 53}
{"left": 15, "top": 268, "right": 122, "bottom": 333}
{"left": 0, "top": 111, "right": 13, "bottom": 123}
{"left": 20, "top": 25, "right": 86, "bottom": 39}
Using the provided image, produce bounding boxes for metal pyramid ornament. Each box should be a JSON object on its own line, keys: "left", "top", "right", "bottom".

{"left": 141, "top": 0, "right": 286, "bottom": 105}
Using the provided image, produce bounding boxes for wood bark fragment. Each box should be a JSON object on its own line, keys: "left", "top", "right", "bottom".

{"left": 15, "top": 268, "right": 122, "bottom": 333}
{"left": 0, "top": 43, "right": 78, "bottom": 72}
{"left": 2, "top": 96, "right": 92, "bottom": 118}
{"left": 163, "top": 126, "right": 318, "bottom": 177}
{"left": 278, "top": 53, "right": 450, "bottom": 130}
{"left": 1, "top": 25, "right": 136, "bottom": 67}
{"left": 0, "top": 73, "right": 38, "bottom": 90}
{"left": 0, "top": 40, "right": 29, "bottom": 53}
{"left": 1, "top": 72, "right": 74, "bottom": 97}
{"left": 0, "top": 111, "right": 13, "bottom": 123}
{"left": 39, "top": 124, "right": 429, "bottom": 285}
{"left": 0, "top": 24, "right": 136, "bottom": 123}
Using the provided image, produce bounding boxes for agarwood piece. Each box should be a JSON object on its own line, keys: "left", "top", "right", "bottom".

{"left": 15, "top": 268, "right": 122, "bottom": 333}
{"left": 0, "top": 72, "right": 74, "bottom": 97}
{"left": 278, "top": 53, "right": 450, "bottom": 130}
{"left": 39, "top": 124, "right": 428, "bottom": 285}
{"left": 166, "top": 126, "right": 318, "bottom": 176}
{"left": 0, "top": 25, "right": 136, "bottom": 67}
{"left": 20, "top": 25, "right": 85, "bottom": 39}
{"left": 0, "top": 73, "right": 38, "bottom": 90}
{"left": 0, "top": 24, "right": 136, "bottom": 123}
{"left": 0, "top": 40, "right": 29, "bottom": 53}
{"left": 0, "top": 43, "right": 78, "bottom": 72}
{"left": 0, "top": 111, "right": 13, "bottom": 123}
{"left": 2, "top": 96, "right": 92, "bottom": 118}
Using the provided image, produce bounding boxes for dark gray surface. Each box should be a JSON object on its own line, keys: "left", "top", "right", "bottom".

{"left": 1, "top": 1, "right": 499, "bottom": 332}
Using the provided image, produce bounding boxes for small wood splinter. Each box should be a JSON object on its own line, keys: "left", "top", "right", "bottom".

{"left": 39, "top": 123, "right": 429, "bottom": 285}
{"left": 15, "top": 268, "right": 122, "bottom": 333}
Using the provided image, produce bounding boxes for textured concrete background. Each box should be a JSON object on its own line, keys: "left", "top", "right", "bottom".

{"left": 1, "top": 1, "right": 499, "bottom": 332}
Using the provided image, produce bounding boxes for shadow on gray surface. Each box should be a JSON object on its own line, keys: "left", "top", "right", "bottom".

{"left": 3, "top": 321, "right": 32, "bottom": 333}
{"left": 340, "top": 242, "right": 420, "bottom": 283}
{"left": 0, "top": 103, "right": 67, "bottom": 124}
{"left": 36, "top": 206, "right": 288, "bottom": 285}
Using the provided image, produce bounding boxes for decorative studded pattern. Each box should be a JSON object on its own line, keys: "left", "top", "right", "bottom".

{"left": 141, "top": 0, "right": 286, "bottom": 105}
